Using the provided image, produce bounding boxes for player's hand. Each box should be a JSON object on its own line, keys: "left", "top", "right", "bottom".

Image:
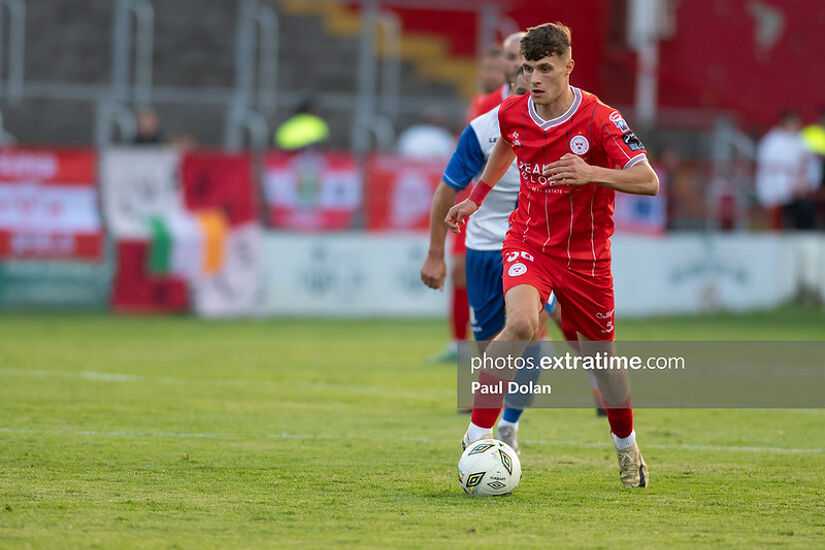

{"left": 445, "top": 199, "right": 479, "bottom": 234}
{"left": 420, "top": 251, "right": 447, "bottom": 290}
{"left": 542, "top": 153, "right": 595, "bottom": 186}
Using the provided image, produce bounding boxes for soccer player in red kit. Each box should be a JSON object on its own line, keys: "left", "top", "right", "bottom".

{"left": 447, "top": 22, "right": 658, "bottom": 488}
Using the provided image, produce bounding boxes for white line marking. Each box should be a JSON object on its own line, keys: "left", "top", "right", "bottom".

{"left": 0, "top": 368, "right": 451, "bottom": 396}
{"left": 1, "top": 428, "right": 822, "bottom": 454}
{"left": 80, "top": 371, "right": 144, "bottom": 382}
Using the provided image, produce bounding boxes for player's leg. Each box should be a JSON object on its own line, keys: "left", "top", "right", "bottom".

{"left": 554, "top": 268, "right": 648, "bottom": 488}
{"left": 430, "top": 233, "right": 469, "bottom": 362}
{"left": 465, "top": 248, "right": 501, "bottom": 344}
{"left": 497, "top": 297, "right": 553, "bottom": 453}
{"left": 548, "top": 301, "right": 607, "bottom": 415}
{"left": 463, "top": 283, "right": 545, "bottom": 448}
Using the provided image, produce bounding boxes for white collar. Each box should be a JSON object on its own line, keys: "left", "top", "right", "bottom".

{"left": 528, "top": 87, "right": 582, "bottom": 130}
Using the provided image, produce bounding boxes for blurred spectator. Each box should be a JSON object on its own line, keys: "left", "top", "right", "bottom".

{"left": 275, "top": 98, "right": 330, "bottom": 151}
{"left": 802, "top": 107, "right": 825, "bottom": 228}
{"left": 133, "top": 107, "right": 163, "bottom": 145}
{"left": 170, "top": 131, "right": 198, "bottom": 152}
{"left": 755, "top": 111, "right": 818, "bottom": 229}
{"left": 802, "top": 106, "right": 825, "bottom": 159}
{"left": 396, "top": 108, "right": 455, "bottom": 159}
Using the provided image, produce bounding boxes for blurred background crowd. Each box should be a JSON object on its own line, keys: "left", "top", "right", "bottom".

{"left": 0, "top": 0, "right": 823, "bottom": 318}
{"left": 0, "top": 0, "right": 822, "bottom": 231}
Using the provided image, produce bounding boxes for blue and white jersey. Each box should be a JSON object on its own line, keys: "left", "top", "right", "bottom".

{"left": 442, "top": 106, "right": 520, "bottom": 251}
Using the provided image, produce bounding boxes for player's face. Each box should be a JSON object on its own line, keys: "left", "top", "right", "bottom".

{"left": 480, "top": 55, "right": 506, "bottom": 94}
{"left": 502, "top": 39, "right": 522, "bottom": 80}
{"left": 523, "top": 54, "right": 574, "bottom": 105}
{"left": 510, "top": 72, "right": 530, "bottom": 97}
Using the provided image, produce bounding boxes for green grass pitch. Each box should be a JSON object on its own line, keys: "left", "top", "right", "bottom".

{"left": 1, "top": 307, "right": 824, "bottom": 548}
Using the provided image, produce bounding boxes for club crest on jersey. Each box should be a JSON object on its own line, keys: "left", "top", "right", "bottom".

{"left": 569, "top": 135, "right": 589, "bottom": 155}
{"left": 508, "top": 262, "right": 527, "bottom": 277}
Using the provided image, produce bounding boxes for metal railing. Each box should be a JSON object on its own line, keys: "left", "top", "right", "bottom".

{"left": 95, "top": 0, "right": 155, "bottom": 145}
{"left": 0, "top": 0, "right": 25, "bottom": 143}
{"left": 0, "top": 0, "right": 24, "bottom": 103}
{"left": 225, "top": 0, "right": 280, "bottom": 150}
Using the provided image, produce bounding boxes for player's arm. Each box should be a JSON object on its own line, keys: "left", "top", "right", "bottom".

{"left": 420, "top": 180, "right": 457, "bottom": 290}
{"left": 445, "top": 138, "right": 516, "bottom": 233}
{"left": 421, "top": 122, "right": 486, "bottom": 289}
{"left": 543, "top": 153, "right": 659, "bottom": 196}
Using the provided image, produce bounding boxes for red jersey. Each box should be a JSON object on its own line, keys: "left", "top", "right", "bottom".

{"left": 465, "top": 84, "right": 509, "bottom": 123}
{"left": 497, "top": 87, "right": 647, "bottom": 276}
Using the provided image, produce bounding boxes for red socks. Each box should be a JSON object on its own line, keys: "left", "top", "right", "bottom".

{"left": 604, "top": 396, "right": 634, "bottom": 438}
{"left": 470, "top": 371, "right": 505, "bottom": 429}
{"left": 451, "top": 286, "right": 469, "bottom": 341}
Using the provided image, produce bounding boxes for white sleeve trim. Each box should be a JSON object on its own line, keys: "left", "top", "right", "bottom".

{"left": 623, "top": 153, "right": 647, "bottom": 169}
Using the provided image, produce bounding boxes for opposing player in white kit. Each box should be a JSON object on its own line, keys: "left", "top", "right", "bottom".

{"left": 421, "top": 68, "right": 556, "bottom": 453}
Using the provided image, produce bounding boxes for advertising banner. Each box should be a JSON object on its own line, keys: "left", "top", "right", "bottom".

{"left": 0, "top": 148, "right": 102, "bottom": 260}
{"left": 260, "top": 232, "right": 446, "bottom": 317}
{"left": 364, "top": 155, "right": 445, "bottom": 231}
{"left": 263, "top": 151, "right": 361, "bottom": 231}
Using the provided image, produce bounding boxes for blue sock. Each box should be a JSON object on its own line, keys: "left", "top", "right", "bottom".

{"left": 502, "top": 343, "right": 545, "bottom": 422}
{"left": 502, "top": 406, "right": 523, "bottom": 423}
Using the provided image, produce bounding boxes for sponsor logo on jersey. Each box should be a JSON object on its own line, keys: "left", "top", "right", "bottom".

{"left": 508, "top": 262, "right": 527, "bottom": 277}
{"left": 569, "top": 135, "right": 590, "bottom": 155}
{"left": 517, "top": 161, "right": 574, "bottom": 193}
{"left": 621, "top": 131, "right": 645, "bottom": 151}
{"left": 609, "top": 111, "right": 630, "bottom": 131}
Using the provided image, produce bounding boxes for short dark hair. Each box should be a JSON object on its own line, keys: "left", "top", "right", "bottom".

{"left": 520, "top": 22, "right": 572, "bottom": 61}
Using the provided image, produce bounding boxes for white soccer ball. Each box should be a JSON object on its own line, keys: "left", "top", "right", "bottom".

{"left": 458, "top": 439, "right": 522, "bottom": 496}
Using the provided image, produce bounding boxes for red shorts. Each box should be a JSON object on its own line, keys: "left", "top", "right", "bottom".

{"left": 501, "top": 241, "right": 615, "bottom": 341}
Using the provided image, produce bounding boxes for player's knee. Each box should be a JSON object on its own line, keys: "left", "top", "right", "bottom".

{"left": 505, "top": 311, "right": 538, "bottom": 341}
